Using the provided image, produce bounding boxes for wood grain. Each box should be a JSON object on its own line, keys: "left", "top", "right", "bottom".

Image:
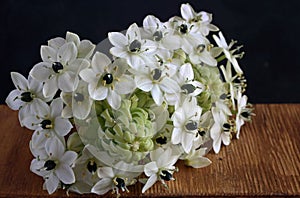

{"left": 0, "top": 104, "right": 299, "bottom": 197}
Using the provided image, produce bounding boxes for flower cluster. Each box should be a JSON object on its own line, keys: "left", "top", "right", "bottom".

{"left": 6, "top": 3, "right": 254, "bottom": 196}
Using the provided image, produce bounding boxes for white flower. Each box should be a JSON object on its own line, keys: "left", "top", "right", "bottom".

{"left": 171, "top": 97, "right": 202, "bottom": 153}
{"left": 166, "top": 63, "right": 203, "bottom": 106}
{"left": 213, "top": 32, "right": 243, "bottom": 74}
{"left": 142, "top": 147, "right": 179, "bottom": 193}
{"left": 189, "top": 37, "right": 217, "bottom": 66}
{"left": 30, "top": 40, "right": 90, "bottom": 98}
{"left": 109, "top": 23, "right": 157, "bottom": 69}
{"left": 79, "top": 52, "right": 135, "bottom": 110}
{"left": 183, "top": 147, "right": 212, "bottom": 168}
{"left": 61, "top": 80, "right": 93, "bottom": 119}
{"left": 210, "top": 107, "right": 231, "bottom": 153}
{"left": 22, "top": 98, "right": 73, "bottom": 144}
{"left": 142, "top": 15, "right": 180, "bottom": 59}
{"left": 5, "top": 72, "right": 50, "bottom": 126}
{"left": 134, "top": 62, "right": 180, "bottom": 106}
{"left": 91, "top": 161, "right": 141, "bottom": 196}
{"left": 180, "top": 3, "right": 219, "bottom": 36}
{"left": 30, "top": 137, "right": 77, "bottom": 194}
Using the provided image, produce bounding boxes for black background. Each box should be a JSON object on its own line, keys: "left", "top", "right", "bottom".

{"left": 1, "top": 0, "right": 300, "bottom": 104}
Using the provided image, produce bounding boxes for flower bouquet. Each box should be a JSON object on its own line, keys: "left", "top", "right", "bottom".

{"left": 5, "top": 3, "right": 254, "bottom": 197}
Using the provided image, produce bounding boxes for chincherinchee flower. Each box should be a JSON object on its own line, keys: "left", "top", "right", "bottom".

{"left": 22, "top": 98, "right": 73, "bottom": 144}
{"left": 142, "top": 147, "right": 179, "bottom": 193}
{"left": 180, "top": 3, "right": 218, "bottom": 36}
{"left": 5, "top": 72, "right": 51, "bottom": 125}
{"left": 79, "top": 52, "right": 135, "bottom": 109}
{"left": 134, "top": 62, "right": 180, "bottom": 106}
{"left": 213, "top": 32, "right": 243, "bottom": 74}
{"left": 171, "top": 97, "right": 202, "bottom": 153}
{"left": 210, "top": 107, "right": 232, "bottom": 153}
{"left": 109, "top": 23, "right": 157, "bottom": 69}
{"left": 91, "top": 161, "right": 141, "bottom": 197}
{"left": 189, "top": 37, "right": 217, "bottom": 66}
{"left": 30, "top": 137, "right": 77, "bottom": 194}
{"left": 30, "top": 41, "right": 90, "bottom": 98}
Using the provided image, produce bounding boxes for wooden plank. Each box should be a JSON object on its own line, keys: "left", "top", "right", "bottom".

{"left": 0, "top": 104, "right": 299, "bottom": 197}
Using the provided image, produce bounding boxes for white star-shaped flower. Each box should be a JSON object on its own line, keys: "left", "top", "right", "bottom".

{"left": 189, "top": 37, "right": 217, "bottom": 66}
{"left": 6, "top": 72, "right": 51, "bottom": 126}
{"left": 30, "top": 137, "right": 77, "bottom": 194}
{"left": 213, "top": 31, "right": 243, "bottom": 74}
{"left": 171, "top": 97, "right": 202, "bottom": 153}
{"left": 142, "top": 147, "right": 179, "bottom": 193}
{"left": 79, "top": 52, "right": 136, "bottom": 110}
{"left": 109, "top": 23, "right": 157, "bottom": 69}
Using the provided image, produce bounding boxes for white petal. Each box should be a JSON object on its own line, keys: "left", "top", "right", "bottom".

{"left": 126, "top": 23, "right": 141, "bottom": 42}
{"left": 115, "top": 75, "right": 135, "bottom": 94}
{"left": 45, "top": 174, "right": 60, "bottom": 194}
{"left": 151, "top": 84, "right": 163, "bottom": 105}
{"left": 181, "top": 3, "right": 195, "bottom": 21}
{"left": 56, "top": 165, "right": 75, "bottom": 184}
{"left": 222, "top": 132, "right": 231, "bottom": 146}
{"left": 45, "top": 137, "right": 65, "bottom": 159}
{"left": 41, "top": 45, "right": 57, "bottom": 63}
{"left": 179, "top": 63, "right": 194, "bottom": 81}
{"left": 11, "top": 72, "right": 28, "bottom": 91}
{"left": 91, "top": 52, "right": 111, "bottom": 73}
{"left": 109, "top": 47, "right": 128, "bottom": 59}
{"left": 107, "top": 90, "right": 121, "bottom": 110}
{"left": 89, "top": 84, "right": 108, "bottom": 100}
{"left": 57, "top": 42, "right": 77, "bottom": 64}
{"left": 161, "top": 35, "right": 181, "bottom": 50}
{"left": 22, "top": 115, "right": 40, "bottom": 130}
{"left": 160, "top": 78, "right": 180, "bottom": 94}
{"left": 212, "top": 134, "right": 222, "bottom": 154}
{"left": 186, "top": 156, "right": 212, "bottom": 168}
{"left": 200, "top": 52, "right": 217, "bottom": 66}
{"left": 73, "top": 98, "right": 93, "bottom": 120}
{"left": 66, "top": 32, "right": 80, "bottom": 46}
{"left": 98, "top": 167, "right": 114, "bottom": 178}
{"left": 5, "top": 89, "right": 22, "bottom": 110}
{"left": 135, "top": 76, "right": 153, "bottom": 92}
{"left": 61, "top": 151, "right": 78, "bottom": 165}
{"left": 30, "top": 62, "right": 52, "bottom": 82}
{"left": 171, "top": 127, "right": 182, "bottom": 145}
{"left": 142, "top": 174, "right": 158, "bottom": 193}
{"left": 48, "top": 37, "right": 65, "bottom": 50}
{"left": 79, "top": 68, "right": 97, "bottom": 84}
{"left": 91, "top": 178, "right": 112, "bottom": 195}
{"left": 54, "top": 117, "right": 73, "bottom": 136}
{"left": 34, "top": 99, "right": 50, "bottom": 117}
{"left": 108, "top": 32, "right": 128, "bottom": 48}
{"left": 43, "top": 77, "right": 58, "bottom": 98}
{"left": 50, "top": 98, "right": 63, "bottom": 118}
{"left": 182, "top": 132, "right": 194, "bottom": 153}
{"left": 144, "top": 161, "right": 158, "bottom": 177}
{"left": 58, "top": 72, "right": 76, "bottom": 92}
{"left": 78, "top": 40, "right": 95, "bottom": 58}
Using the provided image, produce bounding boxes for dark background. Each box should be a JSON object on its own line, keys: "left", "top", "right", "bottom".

{"left": 1, "top": 0, "right": 300, "bottom": 104}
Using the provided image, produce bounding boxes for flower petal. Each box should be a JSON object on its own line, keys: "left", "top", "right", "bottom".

{"left": 98, "top": 167, "right": 114, "bottom": 178}
{"left": 151, "top": 84, "right": 163, "bottom": 105}
{"left": 30, "top": 62, "right": 52, "bottom": 82}
{"left": 91, "top": 178, "right": 112, "bottom": 195}
{"left": 115, "top": 75, "right": 135, "bottom": 94}
{"left": 171, "top": 127, "right": 182, "bottom": 145}
{"left": 56, "top": 165, "right": 75, "bottom": 184}
{"left": 108, "top": 32, "right": 128, "bottom": 48}
{"left": 11, "top": 72, "right": 28, "bottom": 91}
{"left": 79, "top": 68, "right": 97, "bottom": 84}
{"left": 58, "top": 72, "right": 76, "bottom": 92}
{"left": 78, "top": 40, "right": 95, "bottom": 59}
{"left": 142, "top": 174, "right": 158, "bottom": 193}
{"left": 66, "top": 32, "right": 80, "bottom": 46}
{"left": 57, "top": 42, "right": 77, "bottom": 64}
{"left": 48, "top": 37, "right": 65, "bottom": 50}
{"left": 43, "top": 77, "right": 58, "bottom": 98}
{"left": 5, "top": 89, "right": 22, "bottom": 110}
{"left": 144, "top": 161, "right": 158, "bottom": 177}
{"left": 54, "top": 117, "right": 73, "bottom": 136}
{"left": 107, "top": 90, "right": 121, "bottom": 110}
{"left": 91, "top": 52, "right": 111, "bottom": 73}
{"left": 61, "top": 151, "right": 78, "bottom": 165}
{"left": 41, "top": 45, "right": 57, "bottom": 63}
{"left": 181, "top": 3, "right": 195, "bottom": 21}
{"left": 45, "top": 173, "right": 60, "bottom": 194}
{"left": 45, "top": 137, "right": 65, "bottom": 159}
{"left": 88, "top": 84, "right": 108, "bottom": 101}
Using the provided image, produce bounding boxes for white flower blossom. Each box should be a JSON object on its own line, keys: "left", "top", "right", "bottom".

{"left": 142, "top": 147, "right": 179, "bottom": 193}
{"left": 30, "top": 137, "right": 77, "bottom": 194}
{"left": 6, "top": 72, "right": 51, "bottom": 126}
{"left": 79, "top": 52, "right": 135, "bottom": 109}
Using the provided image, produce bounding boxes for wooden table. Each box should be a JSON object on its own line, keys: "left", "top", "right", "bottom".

{"left": 0, "top": 104, "right": 299, "bottom": 197}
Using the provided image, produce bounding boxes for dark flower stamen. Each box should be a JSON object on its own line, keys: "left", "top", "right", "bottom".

{"left": 152, "top": 68, "right": 162, "bottom": 81}
{"left": 40, "top": 119, "right": 52, "bottom": 129}
{"left": 181, "top": 84, "right": 196, "bottom": 94}
{"left": 52, "top": 62, "right": 64, "bottom": 73}
{"left": 87, "top": 160, "right": 97, "bottom": 174}
{"left": 115, "top": 177, "right": 126, "bottom": 190}
{"left": 103, "top": 73, "right": 114, "bottom": 85}
{"left": 160, "top": 170, "right": 173, "bottom": 181}
{"left": 156, "top": 136, "right": 167, "bottom": 145}
{"left": 153, "top": 31, "right": 163, "bottom": 41}
{"left": 222, "top": 123, "right": 231, "bottom": 132}
{"left": 129, "top": 40, "right": 142, "bottom": 53}
{"left": 179, "top": 24, "right": 188, "bottom": 34}
{"left": 74, "top": 93, "right": 84, "bottom": 102}
{"left": 44, "top": 160, "right": 56, "bottom": 171}
{"left": 20, "top": 92, "right": 33, "bottom": 102}
{"left": 185, "top": 121, "right": 198, "bottom": 131}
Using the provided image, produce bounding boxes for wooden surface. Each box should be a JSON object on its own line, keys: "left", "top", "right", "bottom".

{"left": 0, "top": 104, "right": 299, "bottom": 197}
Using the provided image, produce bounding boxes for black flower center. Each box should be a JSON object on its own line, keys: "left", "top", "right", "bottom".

{"left": 181, "top": 84, "right": 196, "bottom": 94}
{"left": 103, "top": 73, "right": 114, "bottom": 85}
{"left": 129, "top": 40, "right": 141, "bottom": 53}
{"left": 196, "top": 44, "right": 205, "bottom": 53}
{"left": 153, "top": 31, "right": 163, "bottom": 41}
{"left": 74, "top": 93, "right": 84, "bottom": 102}
{"left": 179, "top": 24, "right": 188, "bottom": 34}
{"left": 185, "top": 121, "right": 198, "bottom": 131}
{"left": 44, "top": 160, "right": 56, "bottom": 171}
{"left": 152, "top": 68, "right": 162, "bottom": 81}
{"left": 52, "top": 62, "right": 64, "bottom": 73}
{"left": 156, "top": 136, "right": 167, "bottom": 145}
{"left": 87, "top": 160, "right": 97, "bottom": 174}
{"left": 241, "top": 111, "right": 250, "bottom": 119}
{"left": 20, "top": 92, "right": 33, "bottom": 102}
{"left": 198, "top": 130, "right": 206, "bottom": 136}
{"left": 40, "top": 119, "right": 52, "bottom": 129}
{"left": 115, "top": 177, "right": 125, "bottom": 189}
{"left": 222, "top": 123, "right": 231, "bottom": 132}
{"left": 160, "top": 170, "right": 172, "bottom": 181}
